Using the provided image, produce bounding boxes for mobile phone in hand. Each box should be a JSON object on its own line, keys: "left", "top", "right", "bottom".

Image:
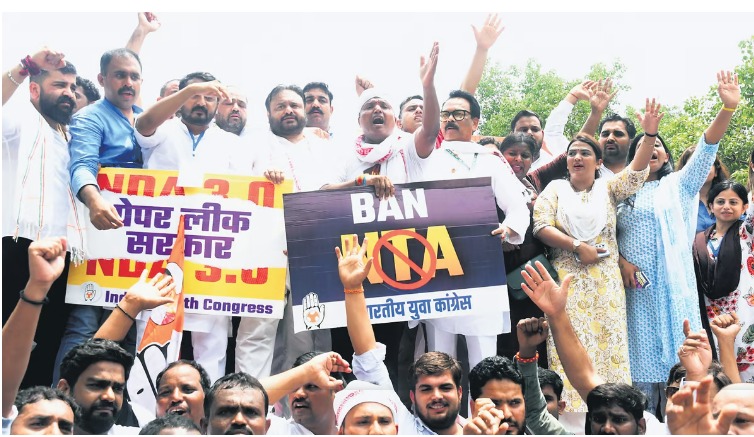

{"left": 634, "top": 271, "right": 651, "bottom": 289}
{"left": 595, "top": 243, "right": 610, "bottom": 258}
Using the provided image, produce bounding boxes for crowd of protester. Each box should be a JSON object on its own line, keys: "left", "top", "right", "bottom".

{"left": 2, "top": 12, "right": 753, "bottom": 435}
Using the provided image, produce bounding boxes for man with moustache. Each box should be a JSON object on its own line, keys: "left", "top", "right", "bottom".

{"left": 202, "top": 373, "right": 271, "bottom": 435}
{"left": 134, "top": 71, "right": 242, "bottom": 382}
{"left": 408, "top": 90, "right": 529, "bottom": 370}
{"left": 215, "top": 86, "right": 248, "bottom": 137}
{"left": 56, "top": 47, "right": 145, "bottom": 385}
{"left": 303, "top": 82, "right": 333, "bottom": 136}
{"left": 245, "top": 85, "right": 335, "bottom": 381}
{"left": 57, "top": 339, "right": 139, "bottom": 434}
{"left": 69, "top": 47, "right": 144, "bottom": 231}
{"left": 597, "top": 114, "right": 636, "bottom": 176}
{"left": 2, "top": 48, "right": 80, "bottom": 388}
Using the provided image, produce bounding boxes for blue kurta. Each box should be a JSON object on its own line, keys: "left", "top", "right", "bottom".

{"left": 617, "top": 136, "right": 718, "bottom": 382}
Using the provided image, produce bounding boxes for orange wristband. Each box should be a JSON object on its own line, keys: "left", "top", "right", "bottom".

{"left": 344, "top": 287, "right": 364, "bottom": 294}
{"left": 514, "top": 351, "right": 539, "bottom": 364}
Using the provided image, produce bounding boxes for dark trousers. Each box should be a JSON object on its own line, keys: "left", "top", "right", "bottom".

{"left": 2, "top": 236, "right": 73, "bottom": 388}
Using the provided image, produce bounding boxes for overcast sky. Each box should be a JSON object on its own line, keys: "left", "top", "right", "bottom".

{"left": 3, "top": 7, "right": 753, "bottom": 138}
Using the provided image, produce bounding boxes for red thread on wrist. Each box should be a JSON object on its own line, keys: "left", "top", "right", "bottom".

{"left": 20, "top": 56, "right": 41, "bottom": 77}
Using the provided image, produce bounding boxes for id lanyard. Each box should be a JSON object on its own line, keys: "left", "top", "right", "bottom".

{"left": 188, "top": 130, "right": 206, "bottom": 156}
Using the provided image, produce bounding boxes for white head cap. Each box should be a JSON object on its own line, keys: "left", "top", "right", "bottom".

{"left": 333, "top": 380, "right": 401, "bottom": 428}
{"left": 357, "top": 88, "right": 392, "bottom": 112}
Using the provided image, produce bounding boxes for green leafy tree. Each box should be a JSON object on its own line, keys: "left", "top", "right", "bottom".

{"left": 476, "top": 59, "right": 627, "bottom": 139}
{"left": 625, "top": 37, "right": 752, "bottom": 182}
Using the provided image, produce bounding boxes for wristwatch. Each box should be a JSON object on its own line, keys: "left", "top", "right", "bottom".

{"left": 572, "top": 239, "right": 582, "bottom": 252}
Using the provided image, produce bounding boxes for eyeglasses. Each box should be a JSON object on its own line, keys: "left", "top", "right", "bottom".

{"left": 664, "top": 386, "right": 679, "bottom": 398}
{"left": 440, "top": 109, "right": 471, "bottom": 122}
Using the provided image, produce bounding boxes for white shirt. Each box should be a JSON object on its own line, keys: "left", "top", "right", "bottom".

{"left": 408, "top": 140, "right": 530, "bottom": 245}
{"left": 537, "top": 100, "right": 575, "bottom": 169}
{"left": 135, "top": 118, "right": 240, "bottom": 334}
{"left": 2, "top": 106, "right": 73, "bottom": 241}
{"left": 334, "top": 131, "right": 423, "bottom": 184}
{"left": 252, "top": 131, "right": 336, "bottom": 192}
{"left": 138, "top": 118, "right": 246, "bottom": 175}
{"left": 267, "top": 415, "right": 314, "bottom": 435}
{"left": 352, "top": 344, "right": 466, "bottom": 435}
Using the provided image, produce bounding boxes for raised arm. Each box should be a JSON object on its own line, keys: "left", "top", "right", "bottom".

{"left": 2, "top": 237, "right": 66, "bottom": 418}
{"left": 520, "top": 262, "right": 604, "bottom": 399}
{"left": 414, "top": 42, "right": 440, "bottom": 158}
{"left": 459, "top": 13, "right": 504, "bottom": 95}
{"left": 704, "top": 70, "right": 740, "bottom": 145}
{"left": 260, "top": 352, "right": 350, "bottom": 405}
{"left": 125, "top": 13, "right": 161, "bottom": 54}
{"left": 666, "top": 376, "right": 737, "bottom": 435}
{"left": 3, "top": 47, "right": 65, "bottom": 105}
{"left": 516, "top": 317, "right": 569, "bottom": 435}
{"left": 628, "top": 98, "right": 664, "bottom": 172}
{"left": 677, "top": 319, "right": 713, "bottom": 382}
{"left": 337, "top": 234, "right": 376, "bottom": 355}
{"left": 581, "top": 79, "right": 616, "bottom": 136}
{"left": 355, "top": 75, "right": 374, "bottom": 98}
{"left": 94, "top": 270, "right": 175, "bottom": 341}
{"left": 709, "top": 312, "right": 743, "bottom": 383}
{"left": 542, "top": 81, "right": 593, "bottom": 156}
{"left": 135, "top": 80, "right": 230, "bottom": 136}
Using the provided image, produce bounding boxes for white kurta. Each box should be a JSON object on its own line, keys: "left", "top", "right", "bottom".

{"left": 3, "top": 106, "right": 80, "bottom": 247}
{"left": 334, "top": 131, "right": 423, "bottom": 184}
{"left": 407, "top": 140, "right": 529, "bottom": 336}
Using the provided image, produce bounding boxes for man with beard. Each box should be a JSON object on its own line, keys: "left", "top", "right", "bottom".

{"left": 215, "top": 86, "right": 248, "bottom": 137}
{"left": 597, "top": 114, "right": 636, "bottom": 176}
{"left": 239, "top": 85, "right": 335, "bottom": 383}
{"left": 338, "top": 235, "right": 466, "bottom": 435}
{"left": 57, "top": 47, "right": 145, "bottom": 388}
{"left": 467, "top": 356, "right": 529, "bottom": 435}
{"left": 2, "top": 49, "right": 79, "bottom": 389}
{"left": 57, "top": 338, "right": 138, "bottom": 434}
{"left": 303, "top": 82, "right": 333, "bottom": 135}
{"left": 134, "top": 71, "right": 242, "bottom": 382}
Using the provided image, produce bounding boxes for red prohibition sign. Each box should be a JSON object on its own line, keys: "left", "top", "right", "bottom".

{"left": 372, "top": 229, "right": 437, "bottom": 290}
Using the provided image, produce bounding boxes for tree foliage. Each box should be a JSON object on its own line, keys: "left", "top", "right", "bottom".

{"left": 477, "top": 59, "right": 628, "bottom": 139}
{"left": 476, "top": 37, "right": 753, "bottom": 184}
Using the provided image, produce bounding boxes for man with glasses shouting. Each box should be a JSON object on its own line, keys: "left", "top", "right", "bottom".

{"left": 406, "top": 89, "right": 530, "bottom": 371}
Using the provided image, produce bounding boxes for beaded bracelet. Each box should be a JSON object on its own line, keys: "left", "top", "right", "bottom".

{"left": 514, "top": 351, "right": 539, "bottom": 364}
{"left": 7, "top": 70, "right": 23, "bottom": 86}
{"left": 19, "top": 289, "right": 49, "bottom": 306}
